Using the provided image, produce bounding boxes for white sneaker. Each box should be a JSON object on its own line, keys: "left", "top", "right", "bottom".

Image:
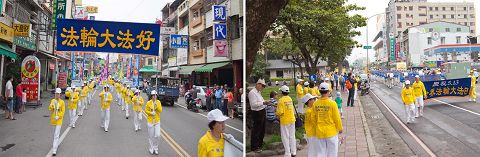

{"left": 406, "top": 120, "right": 410, "bottom": 124}
{"left": 154, "top": 150, "right": 159, "bottom": 155}
{"left": 72, "top": 124, "right": 75, "bottom": 128}
{"left": 149, "top": 148, "right": 154, "bottom": 155}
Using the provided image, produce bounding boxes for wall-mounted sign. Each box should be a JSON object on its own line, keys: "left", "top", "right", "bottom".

{"left": 13, "top": 23, "right": 31, "bottom": 37}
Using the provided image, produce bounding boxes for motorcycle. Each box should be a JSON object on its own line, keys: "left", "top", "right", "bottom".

{"left": 187, "top": 98, "right": 201, "bottom": 112}
{"left": 360, "top": 79, "right": 370, "bottom": 96}
{"left": 233, "top": 102, "right": 243, "bottom": 119}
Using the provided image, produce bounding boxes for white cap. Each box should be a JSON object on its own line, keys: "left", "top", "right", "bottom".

{"left": 207, "top": 109, "right": 229, "bottom": 122}
{"left": 405, "top": 80, "right": 411, "bottom": 85}
{"left": 298, "top": 79, "right": 304, "bottom": 82}
{"left": 127, "top": 85, "right": 130, "bottom": 88}
{"left": 135, "top": 89, "right": 140, "bottom": 93}
{"left": 256, "top": 79, "right": 266, "bottom": 86}
{"left": 319, "top": 82, "right": 330, "bottom": 91}
{"left": 301, "top": 94, "right": 317, "bottom": 104}
{"left": 66, "top": 87, "right": 71, "bottom": 91}
{"left": 415, "top": 75, "right": 419, "bottom": 78}
{"left": 279, "top": 85, "right": 290, "bottom": 93}
{"left": 304, "top": 81, "right": 309, "bottom": 86}
{"left": 151, "top": 90, "right": 157, "bottom": 95}
{"left": 55, "top": 88, "right": 62, "bottom": 94}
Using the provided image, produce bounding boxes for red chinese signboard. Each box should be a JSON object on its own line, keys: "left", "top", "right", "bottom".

{"left": 21, "top": 55, "right": 40, "bottom": 102}
{"left": 58, "top": 72, "right": 68, "bottom": 89}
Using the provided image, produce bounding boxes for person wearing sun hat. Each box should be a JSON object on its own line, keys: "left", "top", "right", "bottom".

{"left": 301, "top": 93, "right": 317, "bottom": 157}
{"left": 401, "top": 80, "right": 416, "bottom": 124}
{"left": 99, "top": 85, "right": 113, "bottom": 132}
{"left": 66, "top": 85, "right": 79, "bottom": 128}
{"left": 132, "top": 89, "right": 144, "bottom": 131}
{"left": 412, "top": 75, "right": 427, "bottom": 117}
{"left": 197, "top": 109, "right": 229, "bottom": 157}
{"left": 145, "top": 90, "right": 163, "bottom": 155}
{"left": 49, "top": 88, "right": 65, "bottom": 156}
{"left": 312, "top": 82, "right": 343, "bottom": 157}
{"left": 276, "top": 85, "right": 297, "bottom": 157}
{"left": 248, "top": 78, "right": 270, "bottom": 152}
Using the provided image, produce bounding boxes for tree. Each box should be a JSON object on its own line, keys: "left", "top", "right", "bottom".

{"left": 246, "top": 0, "right": 289, "bottom": 76}
{"left": 250, "top": 53, "right": 269, "bottom": 83}
{"left": 276, "top": 0, "right": 366, "bottom": 75}
{"left": 262, "top": 36, "right": 306, "bottom": 78}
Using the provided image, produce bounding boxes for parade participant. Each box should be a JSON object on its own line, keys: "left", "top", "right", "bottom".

{"left": 276, "top": 85, "right": 296, "bottom": 157}
{"left": 114, "top": 81, "right": 120, "bottom": 103}
{"left": 145, "top": 90, "right": 163, "bottom": 155}
{"left": 469, "top": 70, "right": 477, "bottom": 102}
{"left": 197, "top": 109, "right": 235, "bottom": 157}
{"left": 124, "top": 85, "right": 134, "bottom": 119}
{"left": 299, "top": 81, "right": 310, "bottom": 113}
{"left": 88, "top": 80, "right": 95, "bottom": 105}
{"left": 49, "top": 88, "right": 65, "bottom": 156}
{"left": 401, "top": 80, "right": 416, "bottom": 123}
{"left": 312, "top": 82, "right": 343, "bottom": 156}
{"left": 309, "top": 81, "right": 319, "bottom": 96}
{"left": 121, "top": 83, "right": 128, "bottom": 111}
{"left": 99, "top": 85, "right": 113, "bottom": 132}
{"left": 132, "top": 89, "right": 144, "bottom": 131}
{"left": 412, "top": 75, "right": 427, "bottom": 117}
{"left": 65, "top": 86, "right": 79, "bottom": 128}
{"left": 296, "top": 79, "right": 305, "bottom": 114}
{"left": 474, "top": 69, "right": 479, "bottom": 84}
{"left": 80, "top": 82, "right": 89, "bottom": 114}
{"left": 302, "top": 93, "right": 317, "bottom": 157}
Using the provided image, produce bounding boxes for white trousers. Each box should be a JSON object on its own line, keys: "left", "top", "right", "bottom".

{"left": 134, "top": 111, "right": 141, "bottom": 130}
{"left": 405, "top": 104, "right": 415, "bottom": 123}
{"left": 296, "top": 96, "right": 304, "bottom": 114}
{"left": 147, "top": 123, "right": 161, "bottom": 151}
{"left": 415, "top": 96, "right": 424, "bottom": 117}
{"left": 125, "top": 104, "right": 130, "bottom": 117}
{"left": 307, "top": 137, "right": 317, "bottom": 157}
{"left": 354, "top": 89, "right": 357, "bottom": 100}
{"left": 78, "top": 100, "right": 83, "bottom": 115}
{"left": 52, "top": 125, "right": 61, "bottom": 153}
{"left": 280, "top": 124, "right": 296, "bottom": 156}
{"left": 316, "top": 135, "right": 339, "bottom": 157}
{"left": 69, "top": 109, "right": 77, "bottom": 126}
{"left": 101, "top": 109, "right": 110, "bottom": 130}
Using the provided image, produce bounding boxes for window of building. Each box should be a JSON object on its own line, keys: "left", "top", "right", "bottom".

{"left": 471, "top": 22, "right": 475, "bottom": 26}
{"left": 429, "top": 7, "right": 432, "bottom": 11}
{"left": 464, "top": 22, "right": 468, "bottom": 26}
{"left": 409, "top": 6, "right": 413, "bottom": 11}
{"left": 398, "top": 31, "right": 401, "bottom": 35}
{"left": 446, "top": 28, "right": 450, "bottom": 32}
{"left": 404, "top": 7, "right": 407, "bottom": 11}
{"left": 442, "top": 7, "right": 446, "bottom": 11}
{"left": 192, "top": 10, "right": 199, "bottom": 21}
{"left": 456, "top": 36, "right": 461, "bottom": 43}
{"left": 441, "top": 37, "right": 445, "bottom": 44}
{"left": 443, "top": 15, "right": 446, "bottom": 19}
{"left": 429, "top": 28, "right": 433, "bottom": 32}
{"left": 457, "top": 28, "right": 462, "bottom": 32}
{"left": 464, "top": 7, "right": 467, "bottom": 11}
{"left": 148, "top": 58, "right": 153, "bottom": 65}
{"left": 229, "top": 15, "right": 241, "bottom": 39}
{"left": 397, "top": 14, "right": 401, "bottom": 19}
{"left": 193, "top": 40, "right": 200, "bottom": 50}
{"left": 471, "top": 30, "right": 474, "bottom": 33}
{"left": 428, "top": 37, "right": 432, "bottom": 45}
{"left": 470, "top": 7, "right": 474, "bottom": 10}
{"left": 430, "top": 15, "right": 433, "bottom": 19}
{"left": 397, "top": 22, "right": 402, "bottom": 28}
{"left": 435, "top": 7, "right": 438, "bottom": 11}
{"left": 464, "top": 14, "right": 467, "bottom": 18}
{"left": 471, "top": 14, "right": 475, "bottom": 18}
{"left": 451, "top": 14, "right": 455, "bottom": 19}
{"left": 451, "top": 7, "right": 454, "bottom": 11}
{"left": 397, "top": 6, "right": 402, "bottom": 11}
{"left": 276, "top": 71, "right": 284, "bottom": 78}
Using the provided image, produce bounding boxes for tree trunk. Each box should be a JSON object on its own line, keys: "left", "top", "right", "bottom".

{"left": 246, "top": 0, "right": 289, "bottom": 76}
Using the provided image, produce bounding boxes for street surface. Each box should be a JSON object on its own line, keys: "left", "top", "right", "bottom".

{"left": 370, "top": 77, "right": 480, "bottom": 157}
{"left": 0, "top": 86, "right": 243, "bottom": 157}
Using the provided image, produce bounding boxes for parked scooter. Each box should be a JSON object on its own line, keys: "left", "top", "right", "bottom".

{"left": 187, "top": 98, "right": 201, "bottom": 112}
{"left": 360, "top": 79, "right": 370, "bottom": 96}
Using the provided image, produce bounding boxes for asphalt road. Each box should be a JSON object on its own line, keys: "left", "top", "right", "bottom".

{"left": 370, "top": 78, "right": 480, "bottom": 157}
{"left": 0, "top": 86, "right": 244, "bottom": 157}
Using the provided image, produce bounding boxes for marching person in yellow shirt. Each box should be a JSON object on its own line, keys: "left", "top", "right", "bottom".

{"left": 99, "top": 85, "right": 113, "bottom": 132}
{"left": 296, "top": 79, "right": 305, "bottom": 114}
{"left": 124, "top": 85, "right": 133, "bottom": 119}
{"left": 121, "top": 84, "right": 128, "bottom": 111}
{"left": 469, "top": 70, "right": 477, "bottom": 103}
{"left": 312, "top": 82, "right": 343, "bottom": 157}
{"left": 132, "top": 89, "right": 144, "bottom": 131}
{"left": 402, "top": 80, "right": 416, "bottom": 123}
{"left": 299, "top": 81, "right": 310, "bottom": 114}
{"left": 276, "top": 85, "right": 297, "bottom": 157}
{"left": 412, "top": 75, "right": 427, "bottom": 117}
{"left": 309, "top": 81, "right": 320, "bottom": 96}
{"left": 145, "top": 90, "right": 163, "bottom": 155}
{"left": 302, "top": 93, "right": 317, "bottom": 157}
{"left": 79, "top": 82, "right": 89, "bottom": 115}
{"left": 114, "top": 82, "right": 120, "bottom": 103}
{"left": 49, "top": 88, "right": 65, "bottom": 156}
{"left": 65, "top": 86, "right": 79, "bottom": 128}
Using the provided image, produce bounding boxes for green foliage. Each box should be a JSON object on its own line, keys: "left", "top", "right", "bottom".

{"left": 251, "top": 53, "right": 269, "bottom": 82}
{"left": 270, "top": 77, "right": 293, "bottom": 82}
{"left": 261, "top": 85, "right": 298, "bottom": 104}
{"left": 275, "top": 0, "right": 367, "bottom": 75}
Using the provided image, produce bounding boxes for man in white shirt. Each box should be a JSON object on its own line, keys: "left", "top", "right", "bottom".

{"left": 5, "top": 76, "right": 15, "bottom": 120}
{"left": 248, "top": 78, "right": 270, "bottom": 152}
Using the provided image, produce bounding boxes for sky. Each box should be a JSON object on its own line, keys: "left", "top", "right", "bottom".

{"left": 347, "top": 0, "right": 480, "bottom": 64}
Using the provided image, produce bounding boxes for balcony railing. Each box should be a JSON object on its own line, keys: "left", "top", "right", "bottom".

{"left": 191, "top": 48, "right": 205, "bottom": 57}
{"left": 190, "top": 16, "right": 203, "bottom": 27}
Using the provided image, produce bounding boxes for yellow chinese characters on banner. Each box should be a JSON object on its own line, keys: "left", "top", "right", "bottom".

{"left": 13, "top": 23, "right": 31, "bottom": 37}
{"left": 0, "top": 22, "right": 14, "bottom": 42}
{"left": 86, "top": 6, "right": 98, "bottom": 13}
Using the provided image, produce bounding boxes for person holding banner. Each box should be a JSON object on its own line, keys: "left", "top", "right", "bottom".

{"left": 412, "top": 75, "right": 427, "bottom": 117}
{"left": 49, "top": 88, "right": 65, "bottom": 156}
{"left": 469, "top": 70, "right": 477, "bottom": 102}
{"left": 145, "top": 90, "right": 163, "bottom": 155}
{"left": 66, "top": 86, "right": 79, "bottom": 128}
{"left": 99, "top": 85, "right": 113, "bottom": 132}
{"left": 132, "top": 89, "right": 144, "bottom": 131}
{"left": 401, "top": 80, "right": 416, "bottom": 124}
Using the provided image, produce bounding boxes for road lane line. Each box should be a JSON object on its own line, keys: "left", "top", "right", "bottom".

{"left": 142, "top": 112, "right": 190, "bottom": 157}
{"left": 432, "top": 99, "right": 480, "bottom": 116}
{"left": 175, "top": 103, "right": 243, "bottom": 133}
{"left": 45, "top": 125, "right": 72, "bottom": 157}
{"left": 371, "top": 91, "right": 437, "bottom": 157}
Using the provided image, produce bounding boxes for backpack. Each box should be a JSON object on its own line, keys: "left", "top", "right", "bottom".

{"left": 346, "top": 80, "right": 353, "bottom": 89}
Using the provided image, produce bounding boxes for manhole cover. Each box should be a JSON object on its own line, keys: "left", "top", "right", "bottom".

{"left": 1, "top": 144, "right": 15, "bottom": 151}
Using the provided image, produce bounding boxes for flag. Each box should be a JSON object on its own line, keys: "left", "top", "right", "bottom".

{"left": 71, "top": 52, "right": 76, "bottom": 80}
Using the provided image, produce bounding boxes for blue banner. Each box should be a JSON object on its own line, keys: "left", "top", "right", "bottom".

{"left": 424, "top": 78, "right": 471, "bottom": 99}
{"left": 214, "top": 23, "right": 227, "bottom": 40}
{"left": 170, "top": 34, "right": 188, "bottom": 48}
{"left": 133, "top": 55, "right": 139, "bottom": 88}
{"left": 56, "top": 19, "right": 160, "bottom": 56}
{"left": 213, "top": 5, "right": 227, "bottom": 21}
{"left": 71, "top": 52, "right": 75, "bottom": 80}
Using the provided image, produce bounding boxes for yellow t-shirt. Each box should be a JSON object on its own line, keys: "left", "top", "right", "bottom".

{"left": 312, "top": 97, "right": 343, "bottom": 138}
{"left": 401, "top": 87, "right": 415, "bottom": 105}
{"left": 132, "top": 95, "right": 144, "bottom": 112}
{"left": 49, "top": 99, "right": 65, "bottom": 126}
{"left": 99, "top": 91, "right": 113, "bottom": 109}
{"left": 412, "top": 81, "right": 427, "bottom": 97}
{"left": 304, "top": 106, "right": 315, "bottom": 137}
{"left": 198, "top": 131, "right": 224, "bottom": 157}
{"left": 276, "top": 96, "right": 295, "bottom": 125}
{"left": 66, "top": 91, "right": 79, "bottom": 109}
{"left": 296, "top": 84, "right": 304, "bottom": 98}
{"left": 145, "top": 99, "right": 163, "bottom": 123}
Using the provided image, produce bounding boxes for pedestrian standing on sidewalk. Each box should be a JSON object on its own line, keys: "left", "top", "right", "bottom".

{"left": 223, "top": 85, "right": 229, "bottom": 116}
{"left": 248, "top": 79, "right": 270, "bottom": 152}
{"left": 145, "top": 90, "right": 163, "bottom": 155}
{"left": 469, "top": 70, "right": 477, "bottom": 103}
{"left": 266, "top": 91, "right": 278, "bottom": 122}
{"left": 15, "top": 82, "right": 22, "bottom": 114}
{"left": 215, "top": 85, "right": 223, "bottom": 110}
{"left": 99, "top": 85, "right": 113, "bottom": 132}
{"left": 335, "top": 92, "right": 344, "bottom": 119}
{"left": 226, "top": 88, "right": 235, "bottom": 119}
{"left": 5, "top": 76, "right": 15, "bottom": 120}
{"left": 205, "top": 86, "right": 213, "bottom": 111}
{"left": 276, "top": 85, "right": 296, "bottom": 157}
{"left": 197, "top": 109, "right": 231, "bottom": 157}
{"left": 312, "top": 82, "right": 343, "bottom": 157}
{"left": 132, "top": 89, "right": 144, "bottom": 131}
{"left": 334, "top": 72, "right": 339, "bottom": 91}
{"left": 401, "top": 80, "right": 416, "bottom": 124}
{"left": 302, "top": 93, "right": 317, "bottom": 157}
{"left": 412, "top": 75, "right": 427, "bottom": 117}
{"left": 49, "top": 88, "right": 65, "bottom": 156}
{"left": 339, "top": 75, "right": 345, "bottom": 92}
{"left": 346, "top": 73, "right": 356, "bottom": 107}
{"left": 296, "top": 79, "right": 305, "bottom": 114}
{"left": 66, "top": 86, "right": 79, "bottom": 128}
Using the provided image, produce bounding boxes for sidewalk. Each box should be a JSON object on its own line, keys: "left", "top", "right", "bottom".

{"left": 287, "top": 90, "right": 374, "bottom": 157}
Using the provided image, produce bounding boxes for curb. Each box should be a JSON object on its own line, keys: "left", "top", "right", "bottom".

{"left": 356, "top": 93, "right": 378, "bottom": 156}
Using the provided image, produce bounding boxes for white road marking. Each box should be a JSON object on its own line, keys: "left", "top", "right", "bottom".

{"left": 45, "top": 125, "right": 73, "bottom": 157}
{"left": 175, "top": 103, "right": 243, "bottom": 133}
{"left": 371, "top": 91, "right": 437, "bottom": 157}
